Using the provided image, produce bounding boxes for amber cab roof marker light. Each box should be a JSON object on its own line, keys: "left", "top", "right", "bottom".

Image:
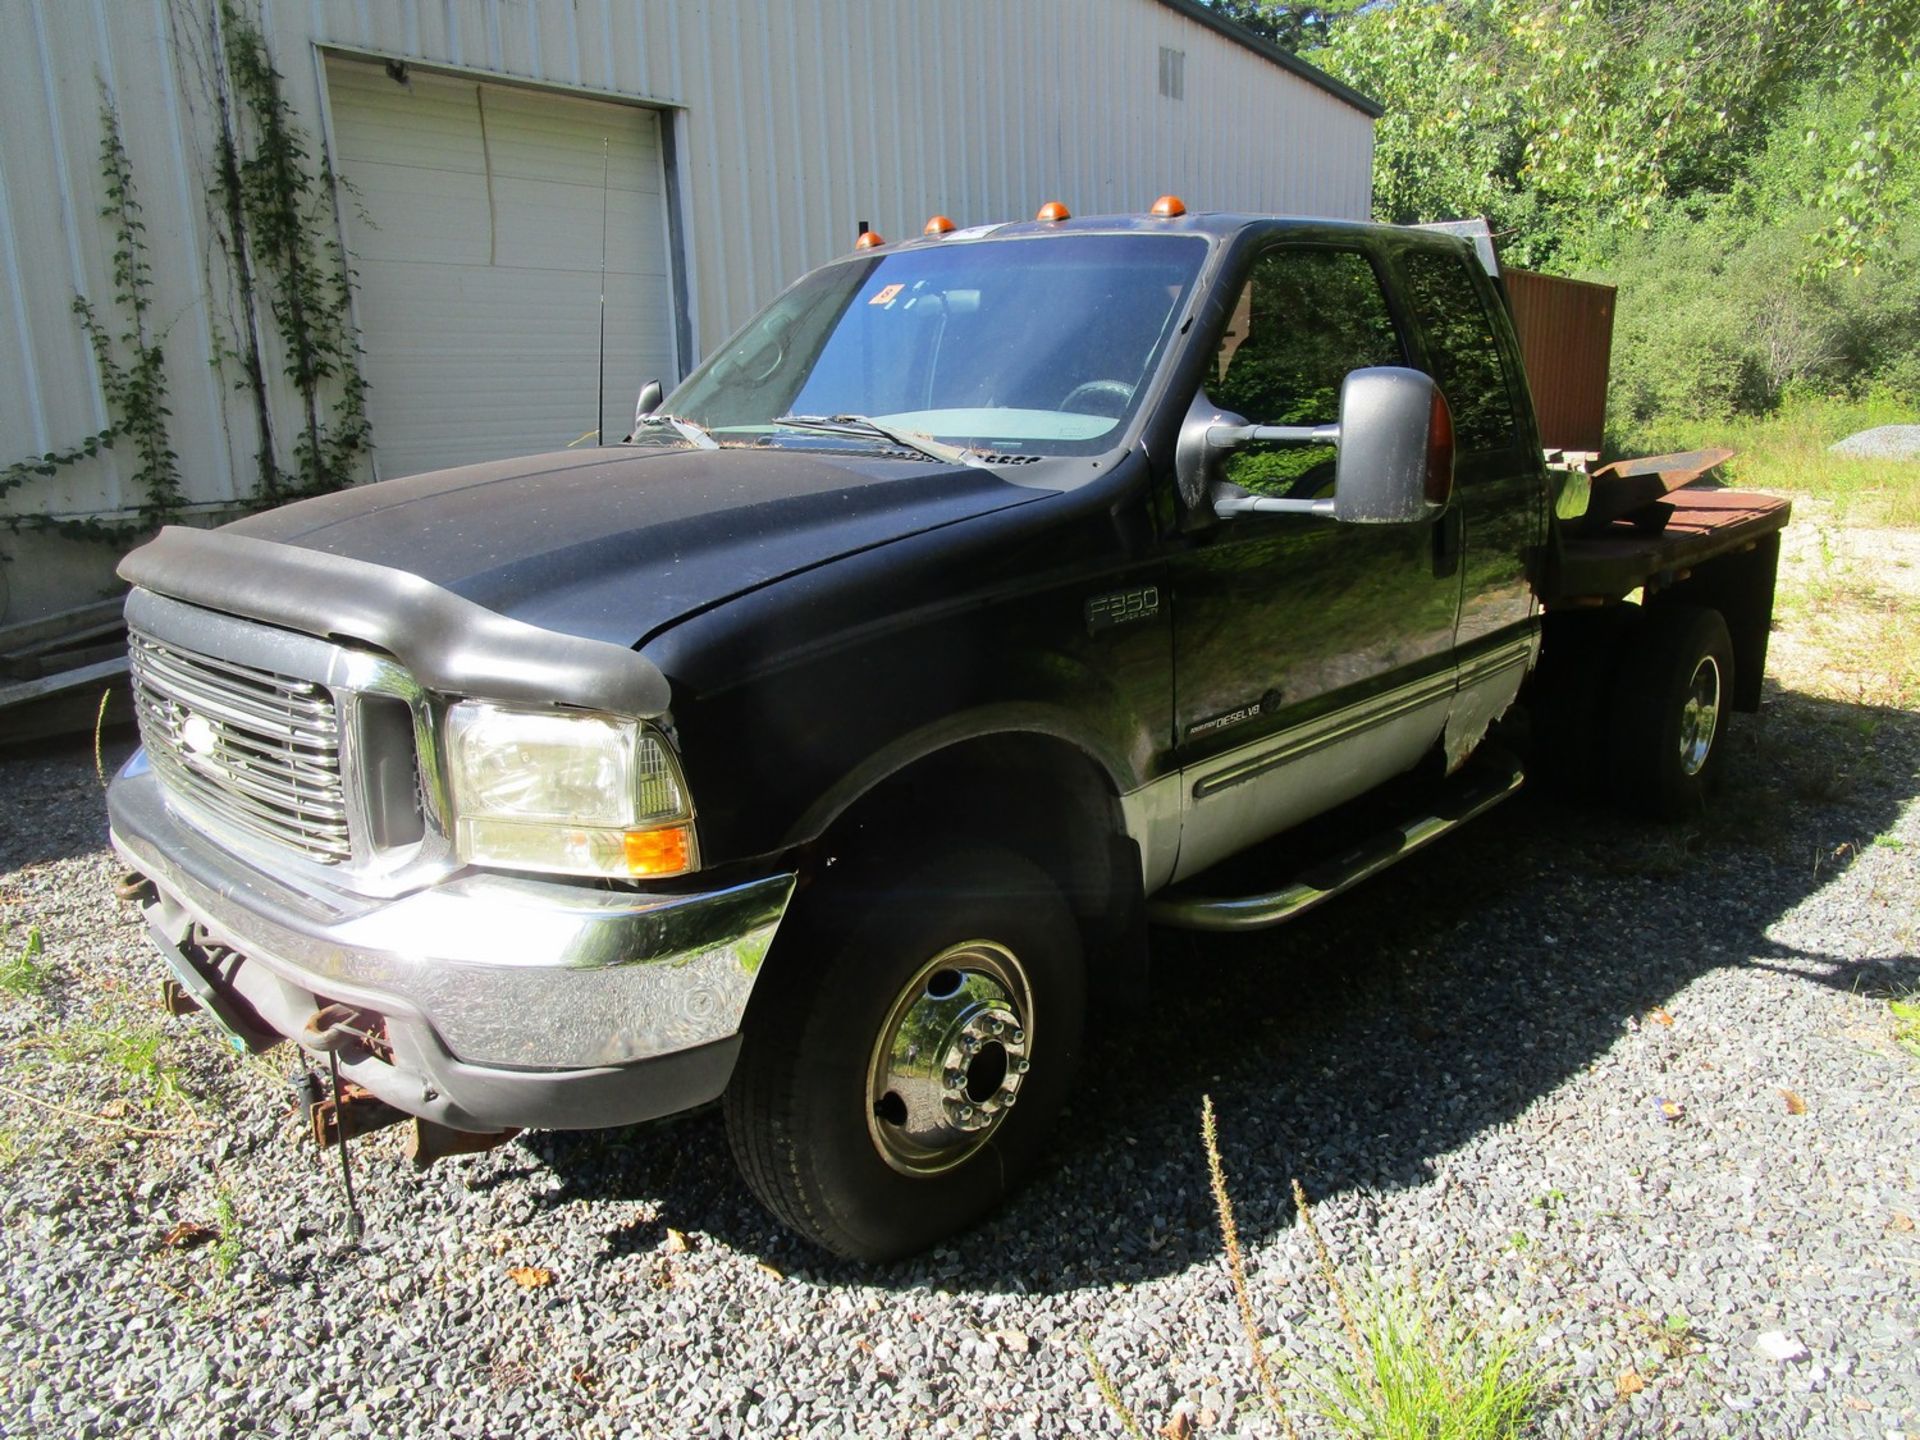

{"left": 854, "top": 231, "right": 886, "bottom": 250}
{"left": 923, "top": 215, "right": 957, "bottom": 236}
{"left": 1150, "top": 194, "right": 1187, "bottom": 218}
{"left": 1036, "top": 201, "right": 1071, "bottom": 222}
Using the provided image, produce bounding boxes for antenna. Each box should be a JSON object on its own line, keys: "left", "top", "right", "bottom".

{"left": 597, "top": 135, "right": 610, "bottom": 447}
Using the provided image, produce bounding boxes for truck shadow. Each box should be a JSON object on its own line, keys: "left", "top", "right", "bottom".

{"left": 0, "top": 733, "right": 139, "bottom": 872}
{"left": 531, "top": 683, "right": 1920, "bottom": 1292}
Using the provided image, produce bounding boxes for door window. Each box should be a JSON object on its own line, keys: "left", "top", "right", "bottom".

{"left": 1211, "top": 248, "right": 1404, "bottom": 495}
{"left": 1400, "top": 251, "right": 1519, "bottom": 454}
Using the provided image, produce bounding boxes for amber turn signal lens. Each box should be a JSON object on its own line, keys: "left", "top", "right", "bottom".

{"left": 1036, "top": 201, "right": 1070, "bottom": 222}
{"left": 1150, "top": 194, "right": 1187, "bottom": 217}
{"left": 623, "top": 824, "right": 694, "bottom": 877}
{"left": 854, "top": 231, "right": 886, "bottom": 250}
{"left": 923, "top": 215, "right": 956, "bottom": 235}
{"left": 1425, "top": 387, "right": 1456, "bottom": 507}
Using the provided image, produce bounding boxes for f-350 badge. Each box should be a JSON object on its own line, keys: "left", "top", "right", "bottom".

{"left": 1085, "top": 585, "right": 1160, "bottom": 634}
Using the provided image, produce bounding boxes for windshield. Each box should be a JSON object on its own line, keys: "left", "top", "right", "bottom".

{"left": 659, "top": 233, "right": 1208, "bottom": 458}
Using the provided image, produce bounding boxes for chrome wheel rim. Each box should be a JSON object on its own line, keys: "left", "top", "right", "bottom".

{"left": 866, "top": 941, "right": 1034, "bottom": 1176}
{"left": 1678, "top": 655, "right": 1721, "bottom": 777}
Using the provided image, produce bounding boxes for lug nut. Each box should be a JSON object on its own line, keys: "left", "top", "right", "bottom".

{"left": 1011, "top": 1028, "right": 1026, "bottom": 1044}
{"left": 1013, "top": 1058, "right": 1030, "bottom": 1074}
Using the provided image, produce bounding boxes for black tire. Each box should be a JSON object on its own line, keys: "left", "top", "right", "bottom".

{"left": 1529, "top": 606, "right": 1637, "bottom": 799}
{"left": 723, "top": 844, "right": 1085, "bottom": 1262}
{"left": 1607, "top": 604, "right": 1735, "bottom": 820}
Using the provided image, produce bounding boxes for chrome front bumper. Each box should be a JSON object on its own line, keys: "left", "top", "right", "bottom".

{"left": 108, "top": 757, "right": 795, "bottom": 1132}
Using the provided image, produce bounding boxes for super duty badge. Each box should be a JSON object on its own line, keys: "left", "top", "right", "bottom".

{"left": 1085, "top": 585, "right": 1161, "bottom": 634}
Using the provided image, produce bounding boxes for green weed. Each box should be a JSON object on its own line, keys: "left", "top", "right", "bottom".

{"left": 1310, "top": 1280, "right": 1541, "bottom": 1440}
{"left": 1087, "top": 1101, "right": 1547, "bottom": 1439}
{"left": 47, "top": 1017, "right": 195, "bottom": 1116}
{"left": 0, "top": 925, "right": 50, "bottom": 998}
{"left": 212, "top": 1191, "right": 243, "bottom": 1279}
{"left": 1891, "top": 995, "right": 1920, "bottom": 1060}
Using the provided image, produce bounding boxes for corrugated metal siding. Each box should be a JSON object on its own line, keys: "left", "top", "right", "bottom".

{"left": 1505, "top": 268, "right": 1616, "bottom": 454}
{"left": 0, "top": 0, "right": 1373, "bottom": 623}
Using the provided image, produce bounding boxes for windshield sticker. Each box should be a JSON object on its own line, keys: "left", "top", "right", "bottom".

{"left": 868, "top": 283, "right": 905, "bottom": 307}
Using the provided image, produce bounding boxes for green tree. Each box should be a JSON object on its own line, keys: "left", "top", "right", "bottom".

{"left": 1310, "top": 0, "right": 1917, "bottom": 273}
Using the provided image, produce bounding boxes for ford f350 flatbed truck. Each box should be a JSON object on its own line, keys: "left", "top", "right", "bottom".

{"left": 108, "top": 203, "right": 1788, "bottom": 1260}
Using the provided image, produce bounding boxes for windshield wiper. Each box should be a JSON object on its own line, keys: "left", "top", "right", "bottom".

{"left": 629, "top": 413, "right": 719, "bottom": 450}
{"left": 772, "top": 414, "right": 986, "bottom": 469}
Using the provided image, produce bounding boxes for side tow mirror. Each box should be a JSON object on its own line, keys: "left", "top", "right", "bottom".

{"left": 1328, "top": 366, "right": 1454, "bottom": 523}
{"left": 1178, "top": 366, "right": 1454, "bottom": 525}
{"left": 629, "top": 379, "right": 665, "bottom": 440}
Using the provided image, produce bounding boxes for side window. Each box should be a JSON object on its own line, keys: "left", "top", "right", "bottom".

{"left": 1211, "top": 248, "right": 1403, "bottom": 495}
{"left": 1400, "top": 251, "right": 1518, "bottom": 454}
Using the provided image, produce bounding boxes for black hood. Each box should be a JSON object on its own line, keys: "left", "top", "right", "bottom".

{"left": 224, "top": 444, "right": 1051, "bottom": 646}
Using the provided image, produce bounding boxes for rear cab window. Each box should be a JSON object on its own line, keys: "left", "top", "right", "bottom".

{"left": 1398, "top": 250, "right": 1523, "bottom": 460}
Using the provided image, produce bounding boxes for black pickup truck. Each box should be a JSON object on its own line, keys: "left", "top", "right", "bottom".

{"left": 108, "top": 205, "right": 1789, "bottom": 1260}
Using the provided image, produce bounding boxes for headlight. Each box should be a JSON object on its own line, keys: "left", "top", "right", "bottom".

{"left": 445, "top": 702, "right": 696, "bottom": 879}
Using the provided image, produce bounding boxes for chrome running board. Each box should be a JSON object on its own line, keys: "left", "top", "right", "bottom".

{"left": 1147, "top": 757, "right": 1525, "bottom": 934}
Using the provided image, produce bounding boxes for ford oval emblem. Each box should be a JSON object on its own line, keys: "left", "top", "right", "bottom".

{"left": 180, "top": 713, "right": 219, "bottom": 757}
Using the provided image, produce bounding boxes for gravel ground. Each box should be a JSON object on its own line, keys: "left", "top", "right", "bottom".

{"left": 1829, "top": 426, "right": 1920, "bottom": 460}
{"left": 2, "top": 677, "right": 1917, "bottom": 1438}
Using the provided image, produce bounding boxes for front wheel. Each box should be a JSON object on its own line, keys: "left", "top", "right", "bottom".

{"left": 723, "top": 844, "right": 1085, "bottom": 1261}
{"left": 1608, "top": 604, "right": 1735, "bottom": 819}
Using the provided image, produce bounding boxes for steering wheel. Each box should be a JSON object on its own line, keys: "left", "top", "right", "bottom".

{"left": 1059, "top": 379, "right": 1135, "bottom": 418}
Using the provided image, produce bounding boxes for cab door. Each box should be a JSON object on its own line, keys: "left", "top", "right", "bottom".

{"left": 1164, "top": 243, "right": 1461, "bottom": 883}
{"left": 1393, "top": 244, "right": 1547, "bottom": 768}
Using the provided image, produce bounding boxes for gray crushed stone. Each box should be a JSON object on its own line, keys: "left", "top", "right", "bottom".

{"left": 1, "top": 704, "right": 1916, "bottom": 1439}
{"left": 1828, "top": 425, "right": 1920, "bottom": 460}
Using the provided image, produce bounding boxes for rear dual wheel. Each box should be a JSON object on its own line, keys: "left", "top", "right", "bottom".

{"left": 1607, "top": 604, "right": 1734, "bottom": 819}
{"left": 723, "top": 844, "right": 1084, "bottom": 1262}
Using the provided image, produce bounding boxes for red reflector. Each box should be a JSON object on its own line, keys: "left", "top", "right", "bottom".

{"left": 1426, "top": 388, "right": 1455, "bottom": 506}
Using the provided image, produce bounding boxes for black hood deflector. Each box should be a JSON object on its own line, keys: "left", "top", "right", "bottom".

{"left": 119, "top": 526, "right": 673, "bottom": 717}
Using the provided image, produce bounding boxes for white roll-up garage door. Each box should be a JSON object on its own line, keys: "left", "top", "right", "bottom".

{"left": 324, "top": 57, "right": 679, "bottom": 480}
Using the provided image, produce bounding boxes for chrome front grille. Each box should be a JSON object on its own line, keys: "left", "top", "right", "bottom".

{"left": 130, "top": 630, "right": 353, "bottom": 864}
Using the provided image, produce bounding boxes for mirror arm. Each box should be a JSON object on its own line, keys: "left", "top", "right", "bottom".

{"left": 1206, "top": 421, "right": 1340, "bottom": 449}
{"left": 1213, "top": 494, "right": 1337, "bottom": 520}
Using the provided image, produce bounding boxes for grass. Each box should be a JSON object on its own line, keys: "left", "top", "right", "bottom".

{"left": 1891, "top": 993, "right": 1920, "bottom": 1061}
{"left": 0, "top": 924, "right": 50, "bottom": 998}
{"left": 1088, "top": 1099, "right": 1546, "bottom": 1439}
{"left": 212, "top": 1190, "right": 243, "bottom": 1279}
{"left": 41, "top": 1014, "right": 198, "bottom": 1119}
{"left": 1310, "top": 1282, "right": 1538, "bottom": 1440}
{"left": 1613, "top": 393, "right": 1920, "bottom": 528}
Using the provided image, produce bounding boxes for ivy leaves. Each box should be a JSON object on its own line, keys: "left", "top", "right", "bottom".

{"left": 4, "top": 101, "right": 183, "bottom": 545}
{"left": 216, "top": 0, "right": 372, "bottom": 501}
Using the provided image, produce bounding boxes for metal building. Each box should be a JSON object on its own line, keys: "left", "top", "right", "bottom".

{"left": 0, "top": 0, "right": 1377, "bottom": 628}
